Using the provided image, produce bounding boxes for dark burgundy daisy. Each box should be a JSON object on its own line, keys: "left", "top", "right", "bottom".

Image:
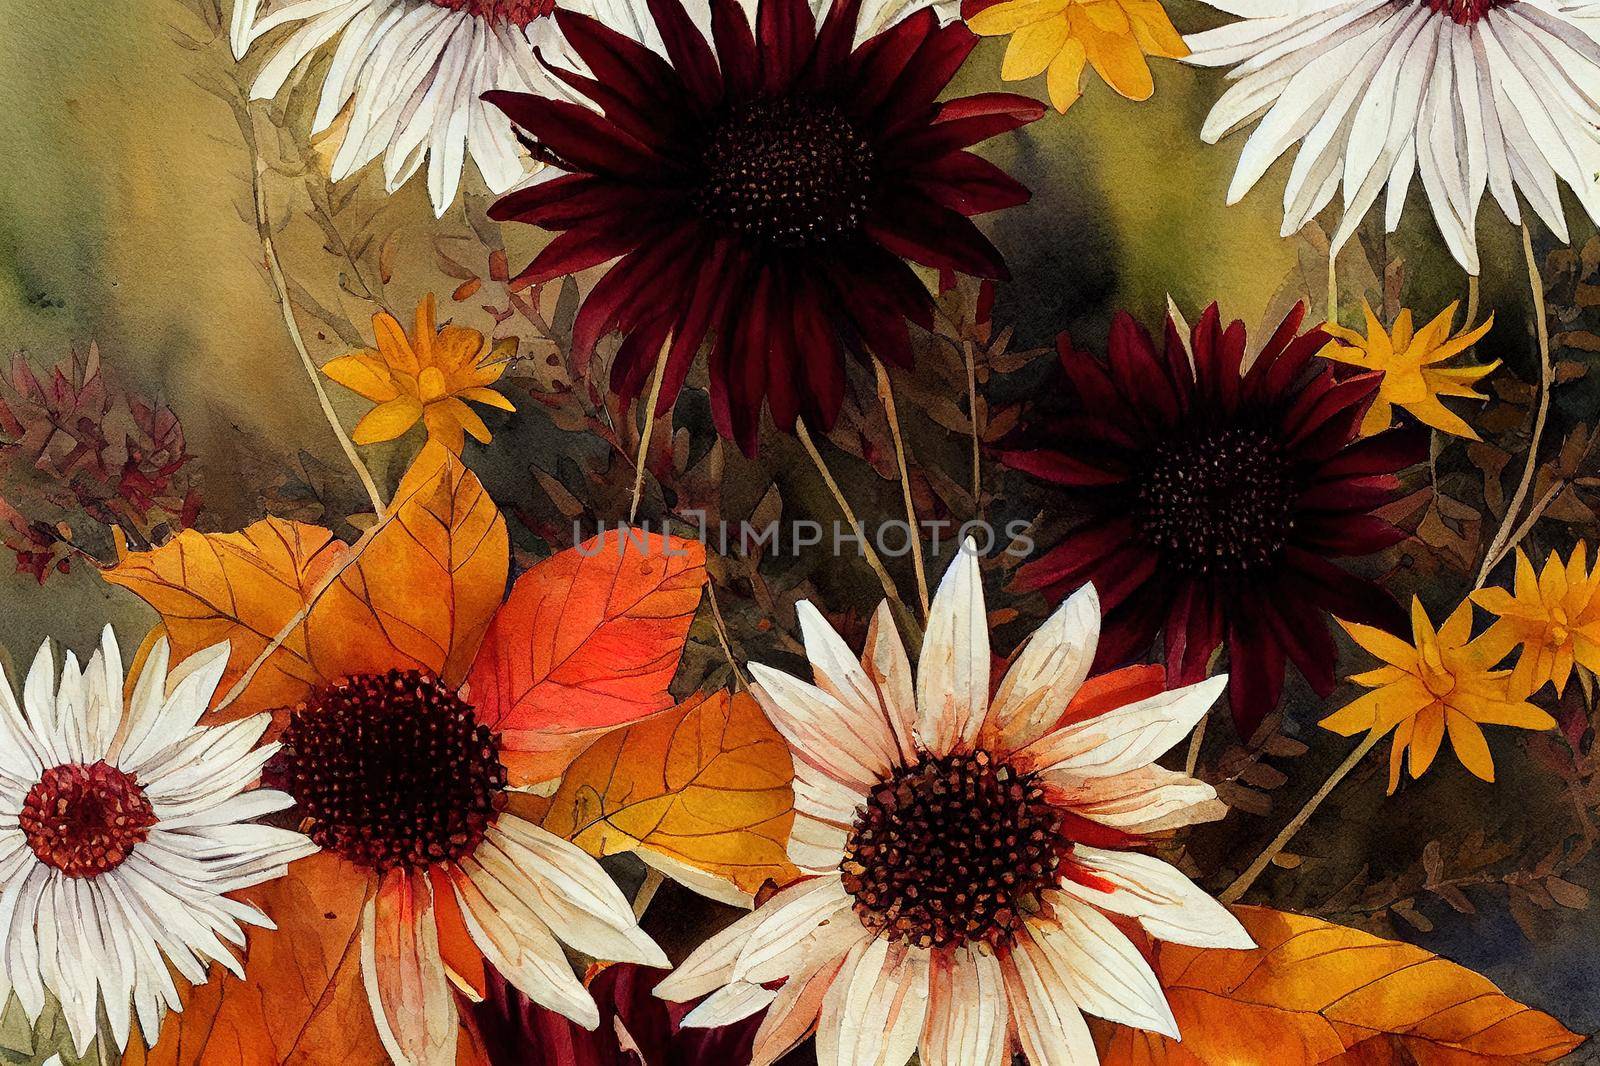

{"left": 1000, "top": 303, "right": 1426, "bottom": 735}
{"left": 485, "top": 0, "right": 1043, "bottom": 453}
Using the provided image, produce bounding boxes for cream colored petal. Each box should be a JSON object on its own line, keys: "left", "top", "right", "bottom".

{"left": 916, "top": 542, "right": 992, "bottom": 757}
{"left": 816, "top": 937, "right": 931, "bottom": 1066}
{"left": 796, "top": 600, "right": 914, "bottom": 768}
{"left": 361, "top": 871, "right": 458, "bottom": 1066}
{"left": 749, "top": 663, "right": 899, "bottom": 793}
{"left": 922, "top": 945, "right": 1008, "bottom": 1066}
{"left": 1053, "top": 848, "right": 1253, "bottom": 948}
{"left": 1043, "top": 763, "right": 1226, "bottom": 834}
{"left": 988, "top": 583, "right": 1100, "bottom": 753}
{"left": 1024, "top": 897, "right": 1176, "bottom": 1036}
{"left": 1002, "top": 932, "right": 1098, "bottom": 1066}
{"left": 1018, "top": 674, "right": 1228, "bottom": 776}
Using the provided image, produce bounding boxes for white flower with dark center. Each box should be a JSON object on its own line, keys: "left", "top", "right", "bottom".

{"left": 0, "top": 629, "right": 315, "bottom": 1056}
{"left": 655, "top": 541, "right": 1252, "bottom": 1066}
{"left": 1184, "top": 0, "right": 1600, "bottom": 274}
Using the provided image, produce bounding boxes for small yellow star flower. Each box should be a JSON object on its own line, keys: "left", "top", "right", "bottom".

{"left": 1471, "top": 544, "right": 1600, "bottom": 698}
{"left": 1321, "top": 597, "right": 1554, "bottom": 792}
{"left": 966, "top": 0, "right": 1188, "bottom": 113}
{"left": 1320, "top": 301, "right": 1497, "bottom": 440}
{"left": 323, "top": 294, "right": 516, "bottom": 454}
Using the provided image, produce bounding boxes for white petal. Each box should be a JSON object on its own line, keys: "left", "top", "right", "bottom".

{"left": 1018, "top": 675, "right": 1227, "bottom": 777}
{"left": 921, "top": 945, "right": 1008, "bottom": 1066}
{"left": 1025, "top": 898, "right": 1178, "bottom": 1037}
{"left": 361, "top": 871, "right": 459, "bottom": 1066}
{"left": 816, "top": 937, "right": 931, "bottom": 1066}
{"left": 732, "top": 875, "right": 855, "bottom": 985}
{"left": 987, "top": 583, "right": 1099, "bottom": 753}
{"left": 915, "top": 540, "right": 991, "bottom": 757}
{"left": 1055, "top": 848, "right": 1254, "bottom": 949}
{"left": 680, "top": 981, "right": 778, "bottom": 1028}
{"left": 749, "top": 664, "right": 898, "bottom": 792}
{"left": 798, "top": 600, "right": 915, "bottom": 766}
{"left": 1044, "top": 763, "right": 1229, "bottom": 834}
{"left": 1001, "top": 931, "right": 1098, "bottom": 1066}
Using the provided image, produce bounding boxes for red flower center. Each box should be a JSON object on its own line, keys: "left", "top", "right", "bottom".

{"left": 21, "top": 762, "right": 158, "bottom": 878}
{"left": 268, "top": 670, "right": 508, "bottom": 874}
{"left": 694, "top": 97, "right": 877, "bottom": 248}
{"left": 1423, "top": 0, "right": 1506, "bottom": 23}
{"left": 428, "top": 0, "right": 555, "bottom": 27}
{"left": 1136, "top": 425, "right": 1296, "bottom": 575}
{"left": 841, "top": 750, "right": 1071, "bottom": 949}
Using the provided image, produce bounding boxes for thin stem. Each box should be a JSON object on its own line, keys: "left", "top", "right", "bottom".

{"left": 1466, "top": 272, "right": 1480, "bottom": 330}
{"left": 964, "top": 339, "right": 982, "bottom": 514}
{"left": 1475, "top": 224, "right": 1553, "bottom": 589}
{"left": 1220, "top": 731, "right": 1381, "bottom": 904}
{"left": 630, "top": 335, "right": 672, "bottom": 524}
{"left": 874, "top": 357, "right": 930, "bottom": 617}
{"left": 706, "top": 579, "right": 748, "bottom": 689}
{"left": 795, "top": 417, "right": 908, "bottom": 622}
{"left": 1327, "top": 246, "right": 1339, "bottom": 326}
{"left": 249, "top": 138, "right": 385, "bottom": 517}
{"left": 632, "top": 867, "right": 666, "bottom": 920}
{"left": 1184, "top": 714, "right": 1208, "bottom": 778}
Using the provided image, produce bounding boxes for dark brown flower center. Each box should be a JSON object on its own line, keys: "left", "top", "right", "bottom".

{"left": 1136, "top": 425, "right": 1296, "bottom": 575}
{"left": 269, "top": 670, "right": 507, "bottom": 874}
{"left": 841, "top": 750, "right": 1070, "bottom": 949}
{"left": 21, "top": 761, "right": 157, "bottom": 878}
{"left": 1421, "top": 0, "right": 1505, "bottom": 23}
{"left": 695, "top": 97, "right": 876, "bottom": 248}
{"left": 428, "top": 0, "right": 554, "bottom": 27}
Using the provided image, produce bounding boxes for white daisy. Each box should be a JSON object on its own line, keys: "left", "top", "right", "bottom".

{"left": 655, "top": 541, "right": 1252, "bottom": 1066}
{"left": 1184, "top": 0, "right": 1600, "bottom": 274}
{"left": 0, "top": 628, "right": 315, "bottom": 1056}
{"left": 230, "top": 0, "right": 659, "bottom": 217}
{"left": 228, "top": 0, "right": 957, "bottom": 217}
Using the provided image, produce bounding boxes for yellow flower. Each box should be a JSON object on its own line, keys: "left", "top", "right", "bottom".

{"left": 1320, "top": 301, "right": 1498, "bottom": 440}
{"left": 966, "top": 0, "right": 1188, "bottom": 113}
{"left": 323, "top": 294, "right": 516, "bottom": 453}
{"left": 1471, "top": 544, "right": 1600, "bottom": 698}
{"left": 1320, "top": 597, "right": 1554, "bottom": 792}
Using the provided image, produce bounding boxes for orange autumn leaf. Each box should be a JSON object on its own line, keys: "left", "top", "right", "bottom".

{"left": 131, "top": 852, "right": 385, "bottom": 1066}
{"left": 102, "top": 518, "right": 349, "bottom": 721}
{"left": 105, "top": 441, "right": 507, "bottom": 724}
{"left": 1095, "top": 905, "right": 1584, "bottom": 1065}
{"left": 306, "top": 440, "right": 507, "bottom": 693}
{"left": 538, "top": 689, "right": 800, "bottom": 896}
{"left": 467, "top": 527, "right": 706, "bottom": 783}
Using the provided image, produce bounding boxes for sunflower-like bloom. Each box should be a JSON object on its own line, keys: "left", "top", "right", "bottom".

{"left": 324, "top": 294, "right": 516, "bottom": 453}
{"left": 1320, "top": 302, "right": 1497, "bottom": 439}
{"left": 967, "top": 0, "right": 1188, "bottom": 112}
{"left": 1472, "top": 544, "right": 1600, "bottom": 698}
{"left": 1321, "top": 597, "right": 1554, "bottom": 792}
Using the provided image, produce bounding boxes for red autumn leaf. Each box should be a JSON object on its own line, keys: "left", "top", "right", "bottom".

{"left": 466, "top": 527, "right": 707, "bottom": 783}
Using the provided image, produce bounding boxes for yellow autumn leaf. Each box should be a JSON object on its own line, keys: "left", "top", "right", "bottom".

{"left": 1095, "top": 905, "right": 1584, "bottom": 1064}
{"left": 537, "top": 689, "right": 801, "bottom": 896}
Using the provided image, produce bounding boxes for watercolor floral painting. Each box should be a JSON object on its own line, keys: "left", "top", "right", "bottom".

{"left": 1, "top": 0, "right": 1599, "bottom": 1062}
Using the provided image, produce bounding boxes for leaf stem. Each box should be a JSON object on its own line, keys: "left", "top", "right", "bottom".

{"left": 874, "top": 356, "right": 929, "bottom": 617}
{"left": 795, "top": 417, "right": 910, "bottom": 630}
{"left": 964, "top": 338, "right": 982, "bottom": 514}
{"left": 248, "top": 137, "right": 385, "bottom": 517}
{"left": 1475, "top": 224, "right": 1552, "bottom": 589}
{"left": 1327, "top": 246, "right": 1339, "bottom": 327}
{"left": 633, "top": 868, "right": 666, "bottom": 920}
{"left": 706, "top": 578, "right": 747, "bottom": 689}
{"left": 1220, "top": 731, "right": 1381, "bottom": 904}
{"left": 630, "top": 335, "right": 672, "bottom": 524}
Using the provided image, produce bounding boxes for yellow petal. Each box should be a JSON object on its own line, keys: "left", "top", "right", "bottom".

{"left": 1438, "top": 598, "right": 1475, "bottom": 650}
{"left": 1070, "top": 6, "right": 1153, "bottom": 100}
{"left": 1125, "top": 0, "right": 1187, "bottom": 58}
{"left": 1002, "top": 16, "right": 1072, "bottom": 81}
{"left": 1445, "top": 709, "right": 1495, "bottom": 782}
{"left": 322, "top": 352, "right": 400, "bottom": 403}
{"left": 1390, "top": 307, "right": 1416, "bottom": 355}
{"left": 459, "top": 386, "right": 516, "bottom": 412}
{"left": 421, "top": 403, "right": 466, "bottom": 454}
{"left": 429, "top": 398, "right": 492, "bottom": 446}
{"left": 1046, "top": 37, "right": 1088, "bottom": 112}
{"left": 351, "top": 396, "right": 423, "bottom": 445}
{"left": 372, "top": 311, "right": 420, "bottom": 374}
{"left": 418, "top": 366, "right": 450, "bottom": 404}
{"left": 1388, "top": 715, "right": 1414, "bottom": 794}
{"left": 967, "top": 0, "right": 1067, "bottom": 36}
{"left": 1319, "top": 680, "right": 1430, "bottom": 737}
{"left": 1408, "top": 705, "right": 1445, "bottom": 778}
{"left": 1464, "top": 698, "right": 1557, "bottom": 731}
{"left": 413, "top": 293, "right": 439, "bottom": 365}
{"left": 1339, "top": 618, "right": 1418, "bottom": 671}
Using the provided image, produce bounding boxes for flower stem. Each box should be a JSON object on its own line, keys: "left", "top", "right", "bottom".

{"left": 249, "top": 140, "right": 385, "bottom": 518}
{"left": 629, "top": 335, "right": 673, "bottom": 524}
{"left": 1220, "top": 731, "right": 1381, "bottom": 903}
{"left": 874, "top": 357, "right": 930, "bottom": 617}
{"left": 1466, "top": 272, "right": 1480, "bottom": 330}
{"left": 964, "top": 338, "right": 982, "bottom": 514}
{"left": 795, "top": 416, "right": 911, "bottom": 629}
{"left": 632, "top": 868, "right": 665, "bottom": 919}
{"left": 1327, "top": 246, "right": 1339, "bottom": 326}
{"left": 706, "top": 578, "right": 747, "bottom": 689}
{"left": 1475, "top": 224, "right": 1552, "bottom": 589}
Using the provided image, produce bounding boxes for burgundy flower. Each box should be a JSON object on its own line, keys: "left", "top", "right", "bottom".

{"left": 485, "top": 0, "right": 1043, "bottom": 453}
{"left": 1000, "top": 303, "right": 1425, "bottom": 735}
{"left": 473, "top": 964, "right": 816, "bottom": 1066}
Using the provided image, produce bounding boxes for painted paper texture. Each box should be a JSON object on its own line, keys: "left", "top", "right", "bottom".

{"left": 0, "top": 0, "right": 1597, "bottom": 1062}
